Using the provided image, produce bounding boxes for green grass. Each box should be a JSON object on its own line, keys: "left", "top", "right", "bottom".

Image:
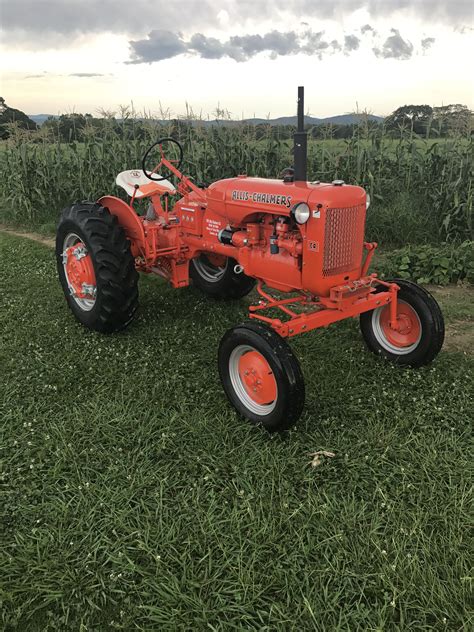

{"left": 1, "top": 233, "right": 472, "bottom": 631}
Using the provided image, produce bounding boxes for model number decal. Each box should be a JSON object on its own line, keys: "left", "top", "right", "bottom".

{"left": 231, "top": 190, "right": 292, "bottom": 208}
{"left": 205, "top": 219, "right": 223, "bottom": 236}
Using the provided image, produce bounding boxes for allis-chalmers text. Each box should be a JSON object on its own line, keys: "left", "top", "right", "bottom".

{"left": 231, "top": 190, "right": 292, "bottom": 208}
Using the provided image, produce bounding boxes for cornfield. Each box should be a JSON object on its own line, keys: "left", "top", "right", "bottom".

{"left": 0, "top": 112, "right": 472, "bottom": 245}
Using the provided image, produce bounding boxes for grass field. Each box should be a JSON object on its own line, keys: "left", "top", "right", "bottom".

{"left": 1, "top": 232, "right": 472, "bottom": 630}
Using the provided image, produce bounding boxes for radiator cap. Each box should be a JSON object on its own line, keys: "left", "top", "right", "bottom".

{"left": 332, "top": 179, "right": 345, "bottom": 186}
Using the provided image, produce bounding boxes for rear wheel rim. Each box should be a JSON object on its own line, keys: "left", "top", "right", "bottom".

{"left": 228, "top": 344, "right": 278, "bottom": 415}
{"left": 193, "top": 254, "right": 227, "bottom": 283}
{"left": 62, "top": 233, "right": 97, "bottom": 311}
{"left": 372, "top": 299, "right": 422, "bottom": 354}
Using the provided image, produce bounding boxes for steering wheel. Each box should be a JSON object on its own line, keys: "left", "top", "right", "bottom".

{"left": 142, "top": 137, "right": 183, "bottom": 182}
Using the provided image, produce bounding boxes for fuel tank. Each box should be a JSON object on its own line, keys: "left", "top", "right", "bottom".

{"left": 206, "top": 176, "right": 312, "bottom": 224}
{"left": 206, "top": 175, "right": 365, "bottom": 224}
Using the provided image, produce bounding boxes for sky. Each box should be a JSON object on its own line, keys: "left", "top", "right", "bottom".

{"left": 1, "top": 0, "right": 473, "bottom": 118}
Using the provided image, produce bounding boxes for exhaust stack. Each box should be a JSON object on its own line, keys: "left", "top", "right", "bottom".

{"left": 293, "top": 86, "right": 308, "bottom": 182}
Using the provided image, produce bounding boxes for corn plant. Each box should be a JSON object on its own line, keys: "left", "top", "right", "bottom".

{"left": 0, "top": 113, "right": 472, "bottom": 244}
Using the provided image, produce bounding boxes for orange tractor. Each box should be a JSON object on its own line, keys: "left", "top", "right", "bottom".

{"left": 56, "top": 87, "right": 444, "bottom": 431}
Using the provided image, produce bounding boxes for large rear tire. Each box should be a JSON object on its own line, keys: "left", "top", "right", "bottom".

{"left": 56, "top": 202, "right": 139, "bottom": 333}
{"left": 360, "top": 279, "right": 444, "bottom": 367}
{"left": 190, "top": 254, "right": 255, "bottom": 299}
{"left": 218, "top": 322, "right": 305, "bottom": 431}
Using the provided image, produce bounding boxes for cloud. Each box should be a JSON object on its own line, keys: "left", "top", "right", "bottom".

{"left": 231, "top": 31, "right": 301, "bottom": 60}
{"left": 344, "top": 34, "right": 360, "bottom": 51}
{"left": 24, "top": 71, "right": 110, "bottom": 79}
{"left": 455, "top": 25, "right": 474, "bottom": 34}
{"left": 421, "top": 37, "right": 436, "bottom": 51}
{"left": 189, "top": 33, "right": 237, "bottom": 60}
{"left": 129, "top": 30, "right": 186, "bottom": 63}
{"left": 361, "top": 24, "right": 376, "bottom": 35}
{"left": 1, "top": 0, "right": 471, "bottom": 45}
{"left": 129, "top": 27, "right": 432, "bottom": 64}
{"left": 129, "top": 28, "right": 346, "bottom": 63}
{"left": 69, "top": 72, "right": 108, "bottom": 77}
{"left": 373, "top": 29, "right": 414, "bottom": 60}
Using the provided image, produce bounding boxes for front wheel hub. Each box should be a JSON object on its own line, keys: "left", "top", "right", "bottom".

{"left": 62, "top": 233, "right": 97, "bottom": 311}
{"left": 237, "top": 349, "right": 277, "bottom": 405}
{"left": 374, "top": 300, "right": 422, "bottom": 353}
{"left": 227, "top": 344, "right": 279, "bottom": 416}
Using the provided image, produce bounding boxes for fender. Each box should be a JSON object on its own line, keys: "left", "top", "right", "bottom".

{"left": 98, "top": 195, "right": 146, "bottom": 257}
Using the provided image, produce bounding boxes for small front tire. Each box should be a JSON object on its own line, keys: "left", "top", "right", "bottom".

{"left": 360, "top": 279, "right": 444, "bottom": 367}
{"left": 218, "top": 322, "right": 305, "bottom": 431}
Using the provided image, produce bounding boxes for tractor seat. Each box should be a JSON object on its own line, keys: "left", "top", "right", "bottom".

{"left": 115, "top": 169, "right": 176, "bottom": 199}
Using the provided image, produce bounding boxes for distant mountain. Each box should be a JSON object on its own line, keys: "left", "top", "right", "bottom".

{"left": 29, "top": 114, "right": 57, "bottom": 125}
{"left": 29, "top": 113, "right": 384, "bottom": 127}
{"left": 240, "top": 114, "right": 384, "bottom": 126}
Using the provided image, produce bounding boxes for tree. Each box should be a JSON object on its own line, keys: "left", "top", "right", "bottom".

{"left": 0, "top": 97, "right": 38, "bottom": 139}
{"left": 385, "top": 103, "right": 473, "bottom": 138}
{"left": 385, "top": 105, "right": 433, "bottom": 136}
{"left": 432, "top": 104, "right": 473, "bottom": 136}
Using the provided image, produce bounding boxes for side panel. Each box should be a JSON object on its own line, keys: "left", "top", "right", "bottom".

{"left": 240, "top": 247, "right": 301, "bottom": 292}
{"left": 98, "top": 195, "right": 146, "bottom": 257}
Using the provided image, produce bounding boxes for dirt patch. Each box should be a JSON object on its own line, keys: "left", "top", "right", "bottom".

{"left": 0, "top": 225, "right": 55, "bottom": 248}
{"left": 442, "top": 319, "right": 474, "bottom": 354}
{"left": 426, "top": 284, "right": 473, "bottom": 300}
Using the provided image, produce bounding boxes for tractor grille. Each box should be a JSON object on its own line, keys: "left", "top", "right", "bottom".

{"left": 323, "top": 204, "right": 365, "bottom": 276}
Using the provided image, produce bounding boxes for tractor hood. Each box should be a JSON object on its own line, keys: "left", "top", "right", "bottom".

{"left": 206, "top": 176, "right": 366, "bottom": 224}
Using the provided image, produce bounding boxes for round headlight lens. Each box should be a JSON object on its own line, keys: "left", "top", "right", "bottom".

{"left": 366, "top": 192, "right": 371, "bottom": 210}
{"left": 292, "top": 202, "right": 310, "bottom": 224}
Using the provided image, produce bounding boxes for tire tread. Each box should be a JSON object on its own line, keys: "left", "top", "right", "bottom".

{"left": 56, "top": 202, "right": 139, "bottom": 333}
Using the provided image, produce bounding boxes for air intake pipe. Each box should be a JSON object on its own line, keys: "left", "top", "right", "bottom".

{"left": 293, "top": 86, "right": 308, "bottom": 182}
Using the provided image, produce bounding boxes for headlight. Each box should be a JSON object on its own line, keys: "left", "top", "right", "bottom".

{"left": 366, "top": 192, "right": 371, "bottom": 210}
{"left": 291, "top": 202, "right": 310, "bottom": 224}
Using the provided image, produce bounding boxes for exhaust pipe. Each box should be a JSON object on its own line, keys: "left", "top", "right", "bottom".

{"left": 293, "top": 86, "right": 308, "bottom": 182}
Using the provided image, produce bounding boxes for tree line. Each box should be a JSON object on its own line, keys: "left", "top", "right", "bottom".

{"left": 0, "top": 96, "right": 472, "bottom": 142}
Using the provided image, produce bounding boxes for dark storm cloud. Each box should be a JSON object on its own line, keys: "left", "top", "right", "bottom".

{"left": 1, "top": 0, "right": 471, "bottom": 43}
{"left": 373, "top": 29, "right": 414, "bottom": 59}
